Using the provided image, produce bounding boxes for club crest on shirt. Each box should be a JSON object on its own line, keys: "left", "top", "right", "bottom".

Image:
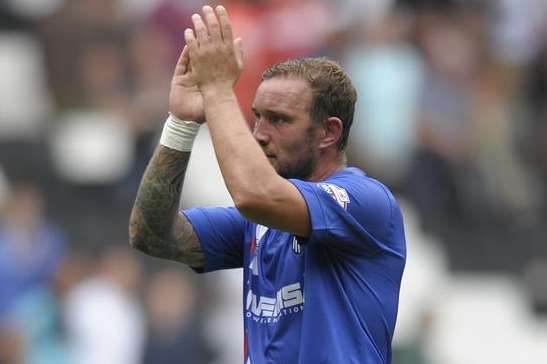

{"left": 318, "top": 183, "right": 350, "bottom": 210}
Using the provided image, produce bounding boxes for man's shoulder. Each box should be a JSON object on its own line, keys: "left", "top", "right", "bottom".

{"left": 324, "top": 167, "right": 401, "bottom": 218}
{"left": 324, "top": 167, "right": 395, "bottom": 199}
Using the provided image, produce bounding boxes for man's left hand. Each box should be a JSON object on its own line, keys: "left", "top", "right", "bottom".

{"left": 184, "top": 5, "right": 243, "bottom": 95}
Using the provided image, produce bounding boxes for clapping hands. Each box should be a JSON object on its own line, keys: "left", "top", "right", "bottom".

{"left": 169, "top": 5, "right": 243, "bottom": 123}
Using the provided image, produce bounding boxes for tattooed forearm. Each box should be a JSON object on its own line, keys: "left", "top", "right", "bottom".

{"left": 129, "top": 145, "right": 205, "bottom": 267}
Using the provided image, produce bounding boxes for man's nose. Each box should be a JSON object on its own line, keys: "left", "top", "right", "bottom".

{"left": 252, "top": 119, "right": 270, "bottom": 145}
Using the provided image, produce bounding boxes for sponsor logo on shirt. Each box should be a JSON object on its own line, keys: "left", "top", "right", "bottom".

{"left": 246, "top": 282, "right": 304, "bottom": 324}
{"left": 318, "top": 183, "right": 350, "bottom": 210}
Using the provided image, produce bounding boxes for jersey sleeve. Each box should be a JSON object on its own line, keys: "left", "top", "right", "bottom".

{"left": 181, "top": 207, "right": 246, "bottom": 272}
{"left": 289, "top": 174, "right": 405, "bottom": 256}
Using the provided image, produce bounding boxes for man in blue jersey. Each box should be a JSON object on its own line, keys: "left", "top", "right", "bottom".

{"left": 129, "top": 5, "right": 406, "bottom": 364}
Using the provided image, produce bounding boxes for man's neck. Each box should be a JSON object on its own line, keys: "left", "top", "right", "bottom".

{"left": 308, "top": 152, "right": 346, "bottom": 182}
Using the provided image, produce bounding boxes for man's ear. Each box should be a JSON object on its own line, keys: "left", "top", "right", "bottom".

{"left": 318, "top": 117, "right": 343, "bottom": 150}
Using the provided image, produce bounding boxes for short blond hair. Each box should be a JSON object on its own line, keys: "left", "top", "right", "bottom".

{"left": 262, "top": 57, "right": 357, "bottom": 150}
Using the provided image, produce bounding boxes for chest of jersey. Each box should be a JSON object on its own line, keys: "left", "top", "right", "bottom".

{"left": 243, "top": 225, "right": 307, "bottom": 363}
{"left": 244, "top": 225, "right": 306, "bottom": 318}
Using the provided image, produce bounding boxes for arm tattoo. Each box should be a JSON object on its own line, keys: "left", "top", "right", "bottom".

{"left": 129, "top": 145, "right": 205, "bottom": 267}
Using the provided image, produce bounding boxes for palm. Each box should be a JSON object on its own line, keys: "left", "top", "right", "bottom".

{"left": 169, "top": 71, "right": 204, "bottom": 123}
{"left": 169, "top": 39, "right": 243, "bottom": 124}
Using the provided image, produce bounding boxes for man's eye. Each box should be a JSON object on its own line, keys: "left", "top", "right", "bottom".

{"left": 271, "top": 117, "right": 283, "bottom": 124}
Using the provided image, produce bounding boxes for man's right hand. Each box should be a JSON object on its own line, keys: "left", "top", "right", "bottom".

{"left": 169, "top": 37, "right": 244, "bottom": 124}
{"left": 169, "top": 45, "right": 206, "bottom": 123}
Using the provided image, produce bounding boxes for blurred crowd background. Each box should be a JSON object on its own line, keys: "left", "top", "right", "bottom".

{"left": 0, "top": 0, "right": 546, "bottom": 363}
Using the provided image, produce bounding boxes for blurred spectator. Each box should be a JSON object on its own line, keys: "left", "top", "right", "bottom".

{"left": 121, "top": 25, "right": 173, "bottom": 200}
{"left": 403, "top": 5, "right": 545, "bottom": 268}
{"left": 490, "top": 0, "right": 547, "bottom": 66}
{"left": 471, "top": 61, "right": 541, "bottom": 224}
{"left": 142, "top": 268, "right": 215, "bottom": 364}
{"left": 0, "top": 182, "right": 65, "bottom": 322}
{"left": 344, "top": 7, "right": 423, "bottom": 188}
{"left": 10, "top": 276, "right": 70, "bottom": 364}
{"left": 0, "top": 181, "right": 66, "bottom": 363}
{"left": 7, "top": 249, "right": 93, "bottom": 364}
{"left": 38, "top": 0, "right": 134, "bottom": 109}
{"left": 407, "top": 6, "right": 488, "bottom": 236}
{"left": 64, "top": 247, "right": 145, "bottom": 364}
{"left": 79, "top": 40, "right": 128, "bottom": 110}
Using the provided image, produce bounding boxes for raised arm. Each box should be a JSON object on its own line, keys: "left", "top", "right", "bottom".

{"left": 185, "top": 6, "right": 312, "bottom": 237}
{"left": 129, "top": 146, "right": 204, "bottom": 266}
{"left": 128, "top": 44, "right": 206, "bottom": 266}
{"left": 129, "top": 30, "right": 244, "bottom": 266}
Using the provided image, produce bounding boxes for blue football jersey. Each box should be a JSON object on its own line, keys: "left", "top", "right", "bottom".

{"left": 183, "top": 167, "right": 406, "bottom": 364}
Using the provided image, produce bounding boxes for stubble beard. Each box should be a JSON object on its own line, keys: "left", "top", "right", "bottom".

{"left": 276, "top": 128, "right": 319, "bottom": 181}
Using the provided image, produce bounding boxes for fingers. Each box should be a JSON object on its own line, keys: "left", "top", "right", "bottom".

{"left": 184, "top": 28, "right": 198, "bottom": 61}
{"left": 182, "top": 44, "right": 193, "bottom": 73}
{"left": 184, "top": 28, "right": 196, "bottom": 47}
{"left": 188, "top": 6, "right": 234, "bottom": 45}
{"left": 191, "top": 13, "right": 208, "bottom": 45}
{"left": 234, "top": 37, "right": 244, "bottom": 69}
{"left": 216, "top": 5, "right": 234, "bottom": 43}
{"left": 202, "top": 6, "right": 222, "bottom": 42}
{"left": 173, "top": 45, "right": 189, "bottom": 76}
{"left": 181, "top": 44, "right": 189, "bottom": 63}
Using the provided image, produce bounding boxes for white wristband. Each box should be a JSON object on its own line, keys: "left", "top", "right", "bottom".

{"left": 160, "top": 113, "right": 200, "bottom": 152}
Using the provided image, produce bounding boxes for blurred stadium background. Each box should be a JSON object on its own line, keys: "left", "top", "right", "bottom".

{"left": 0, "top": 0, "right": 546, "bottom": 363}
